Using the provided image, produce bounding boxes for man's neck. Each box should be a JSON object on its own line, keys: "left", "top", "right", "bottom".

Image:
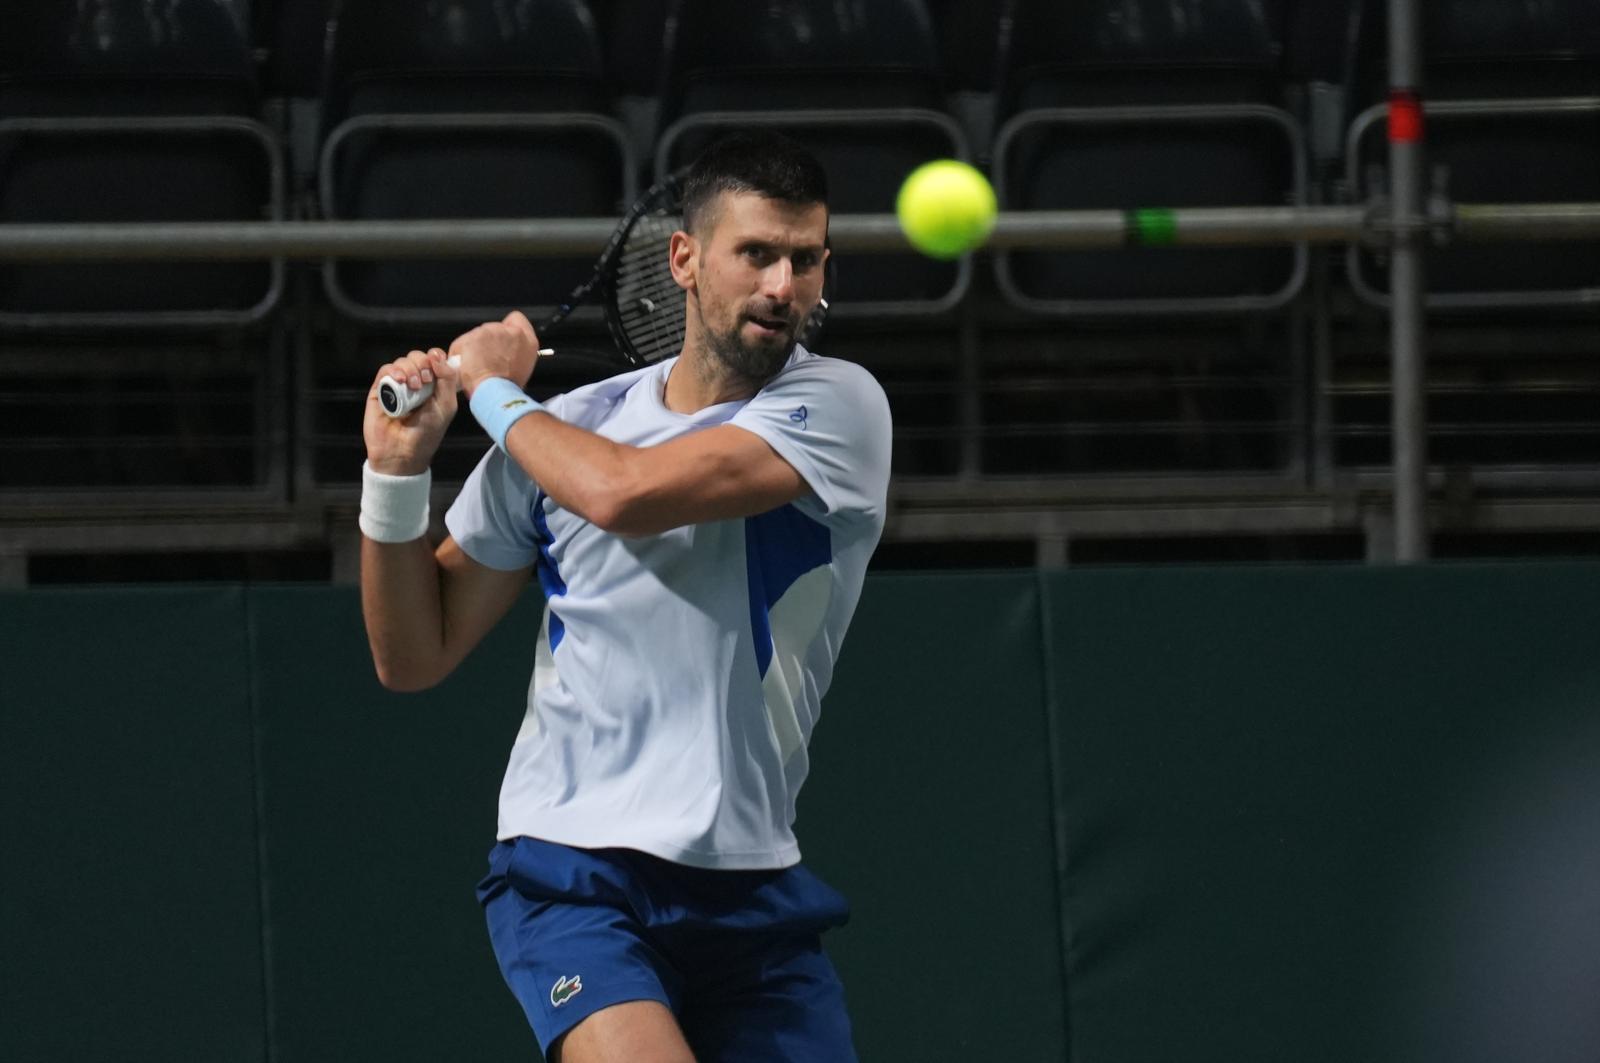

{"left": 663, "top": 342, "right": 765, "bottom": 413}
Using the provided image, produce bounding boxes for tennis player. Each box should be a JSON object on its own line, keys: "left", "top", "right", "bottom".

{"left": 359, "top": 132, "right": 891, "bottom": 1062}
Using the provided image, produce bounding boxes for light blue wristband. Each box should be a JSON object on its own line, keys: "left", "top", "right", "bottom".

{"left": 469, "top": 377, "right": 544, "bottom": 451}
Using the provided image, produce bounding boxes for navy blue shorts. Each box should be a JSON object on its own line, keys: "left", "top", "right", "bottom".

{"left": 477, "top": 836, "right": 856, "bottom": 1061}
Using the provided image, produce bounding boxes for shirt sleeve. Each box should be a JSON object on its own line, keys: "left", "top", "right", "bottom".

{"left": 443, "top": 391, "right": 571, "bottom": 570}
{"left": 443, "top": 446, "right": 540, "bottom": 570}
{"left": 729, "top": 355, "right": 892, "bottom": 528}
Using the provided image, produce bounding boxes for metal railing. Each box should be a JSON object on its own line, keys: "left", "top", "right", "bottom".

{"left": 3, "top": 197, "right": 1598, "bottom": 570}
{"left": 2, "top": 202, "right": 1595, "bottom": 261}
{"left": 5, "top": 1, "right": 1600, "bottom": 566}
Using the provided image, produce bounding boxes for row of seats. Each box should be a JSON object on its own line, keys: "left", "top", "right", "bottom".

{"left": 0, "top": 0, "right": 1596, "bottom": 332}
{"left": 248, "top": 0, "right": 1339, "bottom": 102}
{"left": 250, "top": 0, "right": 1600, "bottom": 103}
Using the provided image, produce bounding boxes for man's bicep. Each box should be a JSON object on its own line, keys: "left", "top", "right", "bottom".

{"left": 435, "top": 535, "right": 535, "bottom": 669}
{"left": 727, "top": 362, "right": 893, "bottom": 524}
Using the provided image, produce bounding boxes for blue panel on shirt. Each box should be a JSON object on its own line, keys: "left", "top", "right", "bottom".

{"left": 531, "top": 491, "right": 568, "bottom": 650}
{"left": 743, "top": 505, "right": 832, "bottom": 677}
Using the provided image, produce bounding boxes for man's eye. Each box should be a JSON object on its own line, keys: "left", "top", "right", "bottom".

{"left": 743, "top": 247, "right": 771, "bottom": 264}
{"left": 794, "top": 253, "right": 819, "bottom": 272}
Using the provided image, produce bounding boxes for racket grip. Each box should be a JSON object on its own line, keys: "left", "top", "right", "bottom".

{"left": 378, "top": 356, "right": 457, "bottom": 418}
{"left": 378, "top": 351, "right": 552, "bottom": 418}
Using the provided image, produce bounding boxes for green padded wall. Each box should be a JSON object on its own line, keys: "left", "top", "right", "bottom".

{"left": 1043, "top": 564, "right": 1600, "bottom": 1063}
{"left": 803, "top": 573, "right": 1069, "bottom": 1061}
{"left": 7, "top": 565, "right": 1600, "bottom": 1063}
{"left": 247, "top": 586, "right": 537, "bottom": 1063}
{"left": 1, "top": 589, "right": 267, "bottom": 1063}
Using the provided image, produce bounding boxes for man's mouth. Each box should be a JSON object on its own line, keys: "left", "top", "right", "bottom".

{"left": 744, "top": 314, "right": 790, "bottom": 337}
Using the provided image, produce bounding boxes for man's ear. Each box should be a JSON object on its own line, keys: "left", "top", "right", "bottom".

{"left": 669, "top": 230, "right": 697, "bottom": 292}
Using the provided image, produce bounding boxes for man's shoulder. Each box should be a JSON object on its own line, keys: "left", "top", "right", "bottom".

{"left": 761, "top": 348, "right": 885, "bottom": 400}
{"left": 553, "top": 359, "right": 665, "bottom": 427}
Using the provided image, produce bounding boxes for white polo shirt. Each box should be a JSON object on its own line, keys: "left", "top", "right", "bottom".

{"left": 445, "top": 346, "right": 891, "bottom": 869}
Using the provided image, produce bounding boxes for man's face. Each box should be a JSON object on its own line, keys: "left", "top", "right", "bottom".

{"left": 675, "top": 191, "right": 829, "bottom": 383}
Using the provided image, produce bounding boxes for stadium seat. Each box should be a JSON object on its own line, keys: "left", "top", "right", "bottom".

{"left": 1345, "top": 0, "right": 1600, "bottom": 309}
{"left": 653, "top": 0, "right": 971, "bottom": 317}
{"left": 0, "top": 0, "right": 283, "bottom": 329}
{"left": 318, "top": 0, "right": 635, "bottom": 326}
{"left": 926, "top": 0, "right": 1007, "bottom": 94}
{"left": 992, "top": 0, "right": 1307, "bottom": 316}
{"left": 254, "top": 0, "right": 337, "bottom": 99}
{"left": 592, "top": 0, "right": 673, "bottom": 99}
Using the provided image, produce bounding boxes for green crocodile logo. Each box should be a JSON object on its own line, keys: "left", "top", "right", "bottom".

{"left": 550, "top": 974, "right": 583, "bottom": 1007}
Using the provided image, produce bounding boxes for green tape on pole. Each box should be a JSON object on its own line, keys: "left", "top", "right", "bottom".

{"left": 1128, "top": 208, "right": 1178, "bottom": 246}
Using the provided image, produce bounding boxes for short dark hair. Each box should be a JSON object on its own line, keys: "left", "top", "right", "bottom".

{"left": 680, "top": 131, "right": 829, "bottom": 236}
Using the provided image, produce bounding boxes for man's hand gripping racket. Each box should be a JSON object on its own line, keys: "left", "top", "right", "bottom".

{"left": 378, "top": 340, "right": 554, "bottom": 417}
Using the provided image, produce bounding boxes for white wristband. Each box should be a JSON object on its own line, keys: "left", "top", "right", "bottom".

{"left": 359, "top": 461, "right": 431, "bottom": 543}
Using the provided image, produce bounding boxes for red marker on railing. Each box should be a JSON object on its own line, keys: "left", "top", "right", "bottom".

{"left": 1388, "top": 89, "right": 1424, "bottom": 144}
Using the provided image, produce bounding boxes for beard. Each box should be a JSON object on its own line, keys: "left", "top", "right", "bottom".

{"left": 697, "top": 298, "right": 800, "bottom": 385}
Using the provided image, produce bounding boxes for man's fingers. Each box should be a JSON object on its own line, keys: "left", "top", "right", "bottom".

{"left": 384, "top": 350, "right": 433, "bottom": 392}
{"left": 503, "top": 309, "right": 537, "bottom": 342}
{"left": 411, "top": 350, "right": 434, "bottom": 389}
{"left": 429, "top": 348, "right": 458, "bottom": 390}
{"left": 447, "top": 328, "right": 477, "bottom": 358}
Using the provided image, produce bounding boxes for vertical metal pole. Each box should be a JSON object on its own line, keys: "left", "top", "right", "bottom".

{"left": 957, "top": 299, "right": 983, "bottom": 480}
{"left": 1287, "top": 278, "right": 1310, "bottom": 487}
{"left": 1309, "top": 245, "right": 1336, "bottom": 491}
{"left": 1388, "top": 0, "right": 1430, "bottom": 560}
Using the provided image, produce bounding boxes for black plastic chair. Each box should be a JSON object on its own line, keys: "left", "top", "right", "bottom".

{"left": 926, "top": 0, "right": 1008, "bottom": 93}
{"left": 654, "top": 0, "right": 971, "bottom": 316}
{"left": 594, "top": 0, "right": 674, "bottom": 99}
{"left": 1345, "top": 0, "right": 1600, "bottom": 309}
{"left": 255, "top": 0, "right": 337, "bottom": 98}
{"left": 0, "top": 0, "right": 283, "bottom": 329}
{"left": 318, "top": 0, "right": 635, "bottom": 326}
{"left": 993, "top": 0, "right": 1306, "bottom": 317}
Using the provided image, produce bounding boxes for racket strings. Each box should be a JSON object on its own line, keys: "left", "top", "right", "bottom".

{"left": 612, "top": 210, "right": 685, "bottom": 364}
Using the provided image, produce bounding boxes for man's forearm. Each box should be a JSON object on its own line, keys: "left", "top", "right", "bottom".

{"left": 360, "top": 534, "right": 447, "bottom": 692}
{"left": 496, "top": 408, "right": 808, "bottom": 538}
{"left": 502, "top": 412, "right": 643, "bottom": 532}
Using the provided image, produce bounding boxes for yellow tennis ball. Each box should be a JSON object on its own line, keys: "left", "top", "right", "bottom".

{"left": 895, "top": 159, "right": 997, "bottom": 260}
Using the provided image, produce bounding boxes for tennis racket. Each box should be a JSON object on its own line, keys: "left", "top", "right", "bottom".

{"left": 380, "top": 170, "right": 832, "bottom": 417}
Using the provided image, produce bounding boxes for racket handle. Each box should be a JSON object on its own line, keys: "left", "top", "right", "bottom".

{"left": 379, "top": 350, "right": 553, "bottom": 418}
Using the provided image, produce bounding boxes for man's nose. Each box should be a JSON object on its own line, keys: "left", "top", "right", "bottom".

{"left": 760, "top": 259, "right": 795, "bottom": 303}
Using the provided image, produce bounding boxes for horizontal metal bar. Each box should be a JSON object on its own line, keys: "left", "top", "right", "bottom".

{"left": 10, "top": 487, "right": 1599, "bottom": 553}
{"left": 1453, "top": 203, "right": 1600, "bottom": 242}
{"left": 885, "top": 495, "right": 1600, "bottom": 541}
{"left": 0, "top": 218, "right": 618, "bottom": 261}
{"left": 0, "top": 203, "right": 1596, "bottom": 261}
